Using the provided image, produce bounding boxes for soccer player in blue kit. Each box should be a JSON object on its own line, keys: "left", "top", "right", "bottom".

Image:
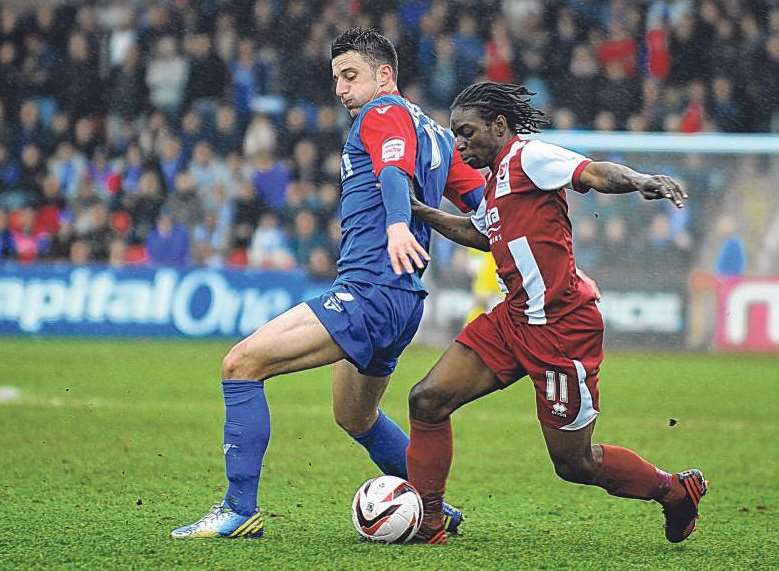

{"left": 171, "top": 27, "right": 485, "bottom": 539}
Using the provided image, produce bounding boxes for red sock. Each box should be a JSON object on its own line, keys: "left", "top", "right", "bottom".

{"left": 407, "top": 418, "right": 453, "bottom": 533}
{"left": 593, "top": 444, "right": 685, "bottom": 503}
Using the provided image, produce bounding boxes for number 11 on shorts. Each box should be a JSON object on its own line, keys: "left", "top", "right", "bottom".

{"left": 545, "top": 371, "right": 568, "bottom": 403}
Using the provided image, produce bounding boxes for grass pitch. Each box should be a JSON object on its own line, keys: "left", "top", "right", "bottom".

{"left": 0, "top": 338, "right": 777, "bottom": 570}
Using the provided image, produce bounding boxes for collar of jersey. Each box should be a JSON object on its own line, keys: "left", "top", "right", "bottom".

{"left": 491, "top": 135, "right": 524, "bottom": 172}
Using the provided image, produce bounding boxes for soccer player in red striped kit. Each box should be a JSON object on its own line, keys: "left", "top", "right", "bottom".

{"left": 406, "top": 81, "right": 707, "bottom": 545}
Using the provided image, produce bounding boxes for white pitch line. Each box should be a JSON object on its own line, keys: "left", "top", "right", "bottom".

{"left": 0, "top": 386, "right": 20, "bottom": 403}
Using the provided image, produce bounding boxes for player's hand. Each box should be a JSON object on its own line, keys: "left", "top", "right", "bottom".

{"left": 637, "top": 175, "right": 687, "bottom": 208}
{"left": 387, "top": 222, "right": 430, "bottom": 275}
{"left": 576, "top": 267, "right": 601, "bottom": 301}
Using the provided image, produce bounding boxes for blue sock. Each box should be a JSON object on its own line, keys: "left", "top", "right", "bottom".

{"left": 352, "top": 410, "right": 409, "bottom": 479}
{"left": 222, "top": 380, "right": 270, "bottom": 517}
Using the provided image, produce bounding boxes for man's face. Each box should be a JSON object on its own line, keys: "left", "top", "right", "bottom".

{"left": 332, "top": 50, "right": 383, "bottom": 118}
{"left": 450, "top": 107, "right": 503, "bottom": 169}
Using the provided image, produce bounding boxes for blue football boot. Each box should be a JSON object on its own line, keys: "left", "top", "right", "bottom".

{"left": 442, "top": 502, "right": 464, "bottom": 534}
{"left": 171, "top": 503, "right": 264, "bottom": 539}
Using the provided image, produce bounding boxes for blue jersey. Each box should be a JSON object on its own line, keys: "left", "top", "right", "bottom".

{"left": 337, "top": 93, "right": 483, "bottom": 292}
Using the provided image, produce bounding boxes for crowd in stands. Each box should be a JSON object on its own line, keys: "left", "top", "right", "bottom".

{"left": 0, "top": 0, "right": 776, "bottom": 276}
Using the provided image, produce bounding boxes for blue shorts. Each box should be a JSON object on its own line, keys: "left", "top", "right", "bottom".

{"left": 306, "top": 280, "right": 425, "bottom": 377}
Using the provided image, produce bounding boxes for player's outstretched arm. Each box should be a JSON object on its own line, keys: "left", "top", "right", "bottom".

{"left": 579, "top": 161, "right": 688, "bottom": 208}
{"left": 410, "top": 192, "right": 490, "bottom": 251}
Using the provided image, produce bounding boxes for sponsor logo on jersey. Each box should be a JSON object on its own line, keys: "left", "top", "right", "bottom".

{"left": 381, "top": 138, "right": 405, "bottom": 163}
{"left": 485, "top": 206, "right": 502, "bottom": 244}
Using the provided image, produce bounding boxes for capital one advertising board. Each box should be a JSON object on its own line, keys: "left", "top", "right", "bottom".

{"left": 715, "top": 277, "right": 779, "bottom": 351}
{"left": 0, "top": 264, "right": 329, "bottom": 337}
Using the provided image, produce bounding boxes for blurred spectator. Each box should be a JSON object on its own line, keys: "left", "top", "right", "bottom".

{"left": 126, "top": 169, "right": 164, "bottom": 243}
{"left": 119, "top": 143, "right": 145, "bottom": 196}
{"left": 232, "top": 178, "right": 265, "bottom": 249}
{"left": 192, "top": 212, "right": 229, "bottom": 267}
{"left": 289, "top": 209, "right": 326, "bottom": 266}
{"left": 230, "top": 37, "right": 273, "bottom": 123}
{"left": 426, "top": 36, "right": 458, "bottom": 109}
{"left": 146, "top": 210, "right": 189, "bottom": 266}
{"left": 278, "top": 106, "right": 309, "bottom": 159}
{"left": 291, "top": 140, "right": 320, "bottom": 183}
{"left": 73, "top": 117, "right": 101, "bottom": 158}
{"left": 0, "top": 208, "right": 16, "bottom": 259}
{"left": 714, "top": 214, "right": 746, "bottom": 276}
{"left": 561, "top": 45, "right": 600, "bottom": 126}
{"left": 146, "top": 36, "right": 188, "bottom": 120}
{"left": 312, "top": 106, "right": 343, "bottom": 160}
{"left": 166, "top": 171, "right": 204, "bottom": 229}
{"left": 307, "top": 246, "right": 336, "bottom": 280}
{"left": 15, "top": 100, "right": 51, "bottom": 156}
{"left": 245, "top": 116, "right": 290, "bottom": 209}
{"left": 247, "top": 211, "right": 295, "bottom": 269}
{"left": 452, "top": 13, "right": 484, "bottom": 87}
{"left": 37, "top": 173, "right": 64, "bottom": 235}
{"left": 679, "top": 80, "right": 707, "bottom": 133}
{"left": 710, "top": 77, "right": 742, "bottom": 133}
{"left": 54, "top": 33, "right": 103, "bottom": 119}
{"left": 484, "top": 20, "right": 514, "bottom": 83}
{"left": 69, "top": 239, "right": 91, "bottom": 265}
{"left": 0, "top": 41, "right": 22, "bottom": 119}
{"left": 0, "top": 142, "right": 20, "bottom": 192}
{"left": 189, "top": 141, "right": 228, "bottom": 197}
{"left": 10, "top": 206, "right": 48, "bottom": 262}
{"left": 158, "top": 135, "right": 187, "bottom": 194}
{"left": 49, "top": 141, "right": 87, "bottom": 199}
{"left": 598, "top": 21, "right": 637, "bottom": 77}
{"left": 46, "top": 218, "right": 75, "bottom": 261}
{"left": 49, "top": 112, "right": 72, "bottom": 150}
{"left": 108, "top": 237, "right": 127, "bottom": 268}
{"left": 211, "top": 104, "right": 243, "bottom": 156}
{"left": 17, "top": 144, "right": 45, "bottom": 204}
{"left": 108, "top": 43, "right": 149, "bottom": 122}
{"left": 595, "top": 62, "right": 640, "bottom": 129}
{"left": 755, "top": 34, "right": 779, "bottom": 132}
{"left": 183, "top": 33, "right": 230, "bottom": 112}
{"left": 75, "top": 202, "right": 113, "bottom": 262}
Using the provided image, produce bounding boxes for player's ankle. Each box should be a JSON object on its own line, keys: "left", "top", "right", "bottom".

{"left": 656, "top": 470, "right": 686, "bottom": 505}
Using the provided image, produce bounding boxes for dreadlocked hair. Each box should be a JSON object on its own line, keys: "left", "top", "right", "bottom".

{"left": 451, "top": 81, "right": 550, "bottom": 134}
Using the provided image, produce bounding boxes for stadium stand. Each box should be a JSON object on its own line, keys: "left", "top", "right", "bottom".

{"left": 0, "top": 0, "right": 778, "bottom": 282}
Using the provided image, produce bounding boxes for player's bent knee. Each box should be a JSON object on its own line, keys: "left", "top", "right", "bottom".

{"left": 551, "top": 456, "right": 597, "bottom": 484}
{"left": 408, "top": 381, "right": 454, "bottom": 423}
{"left": 334, "top": 411, "right": 375, "bottom": 436}
{"left": 221, "top": 343, "right": 265, "bottom": 380}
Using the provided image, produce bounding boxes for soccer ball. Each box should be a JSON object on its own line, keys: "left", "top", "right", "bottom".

{"left": 351, "top": 475, "right": 423, "bottom": 544}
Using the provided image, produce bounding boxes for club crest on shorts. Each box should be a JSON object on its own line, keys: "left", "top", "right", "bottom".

{"left": 552, "top": 402, "right": 568, "bottom": 418}
{"left": 323, "top": 294, "right": 344, "bottom": 312}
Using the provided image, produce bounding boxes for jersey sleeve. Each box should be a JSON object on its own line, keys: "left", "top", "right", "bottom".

{"left": 470, "top": 197, "right": 489, "bottom": 236}
{"left": 359, "top": 105, "right": 417, "bottom": 178}
{"left": 444, "top": 148, "right": 486, "bottom": 212}
{"left": 520, "top": 140, "right": 592, "bottom": 193}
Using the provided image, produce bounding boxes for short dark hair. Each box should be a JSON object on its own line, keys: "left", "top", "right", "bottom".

{"left": 451, "top": 81, "right": 550, "bottom": 134}
{"left": 331, "top": 27, "right": 398, "bottom": 80}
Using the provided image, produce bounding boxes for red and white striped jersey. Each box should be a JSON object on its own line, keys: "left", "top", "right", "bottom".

{"left": 471, "top": 136, "right": 596, "bottom": 325}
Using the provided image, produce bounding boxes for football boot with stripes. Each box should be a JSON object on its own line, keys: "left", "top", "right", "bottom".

{"left": 170, "top": 503, "right": 264, "bottom": 539}
{"left": 442, "top": 502, "right": 464, "bottom": 534}
{"left": 663, "top": 469, "right": 708, "bottom": 543}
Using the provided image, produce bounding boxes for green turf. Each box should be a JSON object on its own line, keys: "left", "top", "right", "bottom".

{"left": 0, "top": 338, "right": 777, "bottom": 570}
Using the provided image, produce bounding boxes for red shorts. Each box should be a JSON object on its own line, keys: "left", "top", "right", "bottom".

{"left": 456, "top": 300, "right": 604, "bottom": 430}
